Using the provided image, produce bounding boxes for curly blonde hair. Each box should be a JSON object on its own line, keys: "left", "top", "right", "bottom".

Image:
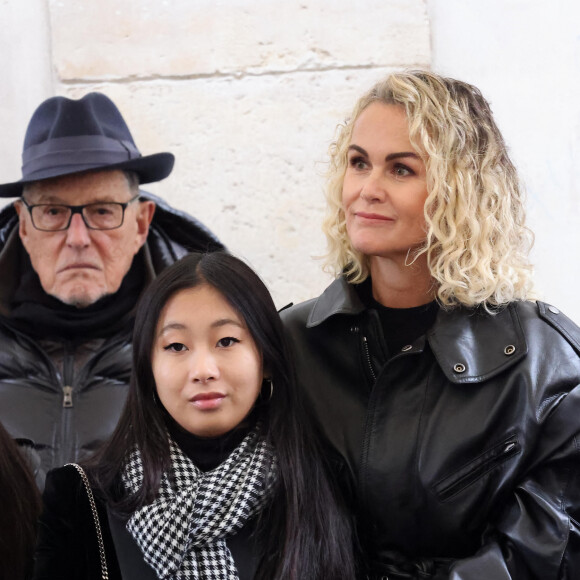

{"left": 322, "top": 70, "right": 534, "bottom": 309}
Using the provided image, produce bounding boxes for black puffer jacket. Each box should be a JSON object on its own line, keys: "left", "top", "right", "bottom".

{"left": 282, "top": 277, "right": 580, "bottom": 579}
{"left": 0, "top": 192, "right": 223, "bottom": 485}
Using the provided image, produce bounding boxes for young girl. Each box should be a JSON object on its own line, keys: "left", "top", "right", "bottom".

{"left": 33, "top": 251, "right": 355, "bottom": 580}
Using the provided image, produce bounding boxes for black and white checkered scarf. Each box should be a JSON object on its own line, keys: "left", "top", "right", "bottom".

{"left": 122, "top": 424, "right": 278, "bottom": 579}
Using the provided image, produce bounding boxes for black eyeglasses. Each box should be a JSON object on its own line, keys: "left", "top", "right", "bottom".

{"left": 21, "top": 195, "right": 141, "bottom": 231}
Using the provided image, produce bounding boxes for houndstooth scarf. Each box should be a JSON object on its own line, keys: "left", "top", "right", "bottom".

{"left": 122, "top": 424, "right": 278, "bottom": 579}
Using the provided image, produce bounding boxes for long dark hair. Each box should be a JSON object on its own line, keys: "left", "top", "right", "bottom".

{"left": 91, "top": 252, "right": 355, "bottom": 579}
{"left": 0, "top": 423, "right": 42, "bottom": 580}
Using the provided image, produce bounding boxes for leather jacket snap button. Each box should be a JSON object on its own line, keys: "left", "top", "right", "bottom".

{"left": 548, "top": 306, "right": 560, "bottom": 314}
{"left": 401, "top": 345, "right": 412, "bottom": 352}
{"left": 453, "top": 363, "right": 466, "bottom": 373}
{"left": 504, "top": 345, "right": 516, "bottom": 356}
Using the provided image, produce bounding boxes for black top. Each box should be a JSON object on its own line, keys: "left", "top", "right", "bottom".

{"left": 167, "top": 417, "right": 252, "bottom": 472}
{"left": 356, "top": 279, "right": 439, "bottom": 357}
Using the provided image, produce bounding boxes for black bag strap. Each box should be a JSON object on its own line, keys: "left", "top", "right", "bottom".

{"left": 66, "top": 463, "right": 109, "bottom": 580}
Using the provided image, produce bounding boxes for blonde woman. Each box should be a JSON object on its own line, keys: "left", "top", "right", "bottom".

{"left": 282, "top": 71, "right": 580, "bottom": 579}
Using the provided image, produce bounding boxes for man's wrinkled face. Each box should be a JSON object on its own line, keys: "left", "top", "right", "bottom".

{"left": 15, "top": 170, "right": 155, "bottom": 308}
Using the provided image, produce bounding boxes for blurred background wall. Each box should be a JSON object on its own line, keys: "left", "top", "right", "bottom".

{"left": 1, "top": 0, "right": 579, "bottom": 321}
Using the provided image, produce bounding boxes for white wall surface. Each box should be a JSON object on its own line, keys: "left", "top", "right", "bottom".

{"left": 0, "top": 0, "right": 53, "bottom": 178}
{"left": 429, "top": 0, "right": 580, "bottom": 322}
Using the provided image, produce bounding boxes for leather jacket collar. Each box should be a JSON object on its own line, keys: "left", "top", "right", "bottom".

{"left": 307, "top": 276, "right": 365, "bottom": 326}
{"left": 306, "top": 276, "right": 529, "bottom": 385}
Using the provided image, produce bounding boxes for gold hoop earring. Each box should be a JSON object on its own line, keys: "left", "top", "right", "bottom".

{"left": 404, "top": 247, "right": 415, "bottom": 267}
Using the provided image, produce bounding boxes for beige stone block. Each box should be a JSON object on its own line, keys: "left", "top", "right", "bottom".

{"left": 49, "top": 0, "right": 429, "bottom": 80}
{"left": 61, "top": 67, "right": 400, "bottom": 306}
{"left": 0, "top": 0, "right": 53, "bottom": 188}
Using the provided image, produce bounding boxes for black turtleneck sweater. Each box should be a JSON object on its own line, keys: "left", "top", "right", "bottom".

{"left": 356, "top": 278, "right": 439, "bottom": 359}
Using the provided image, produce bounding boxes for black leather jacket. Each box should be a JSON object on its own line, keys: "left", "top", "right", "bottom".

{"left": 0, "top": 192, "right": 223, "bottom": 486}
{"left": 282, "top": 277, "right": 580, "bottom": 579}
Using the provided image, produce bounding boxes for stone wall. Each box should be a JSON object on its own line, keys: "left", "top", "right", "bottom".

{"left": 1, "top": 0, "right": 430, "bottom": 308}
{"left": 3, "top": 0, "right": 579, "bottom": 321}
{"left": 0, "top": 0, "right": 53, "bottom": 182}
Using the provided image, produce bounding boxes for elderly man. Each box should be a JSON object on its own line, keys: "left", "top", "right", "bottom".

{"left": 0, "top": 93, "right": 222, "bottom": 485}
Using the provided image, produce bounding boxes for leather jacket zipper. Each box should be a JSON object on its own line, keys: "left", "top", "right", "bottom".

{"left": 350, "top": 325, "right": 377, "bottom": 384}
{"left": 362, "top": 335, "right": 377, "bottom": 382}
{"left": 434, "top": 435, "right": 521, "bottom": 501}
{"left": 358, "top": 331, "right": 381, "bottom": 509}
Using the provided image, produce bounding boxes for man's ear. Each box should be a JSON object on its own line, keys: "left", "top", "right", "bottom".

{"left": 14, "top": 200, "right": 30, "bottom": 243}
{"left": 134, "top": 200, "right": 156, "bottom": 249}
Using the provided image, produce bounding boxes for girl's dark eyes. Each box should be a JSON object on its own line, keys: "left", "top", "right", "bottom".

{"left": 163, "top": 342, "right": 188, "bottom": 352}
{"left": 217, "top": 337, "right": 240, "bottom": 348}
{"left": 161, "top": 337, "right": 241, "bottom": 351}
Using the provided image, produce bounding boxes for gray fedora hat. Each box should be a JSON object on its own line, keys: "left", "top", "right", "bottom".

{"left": 0, "top": 92, "right": 175, "bottom": 198}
